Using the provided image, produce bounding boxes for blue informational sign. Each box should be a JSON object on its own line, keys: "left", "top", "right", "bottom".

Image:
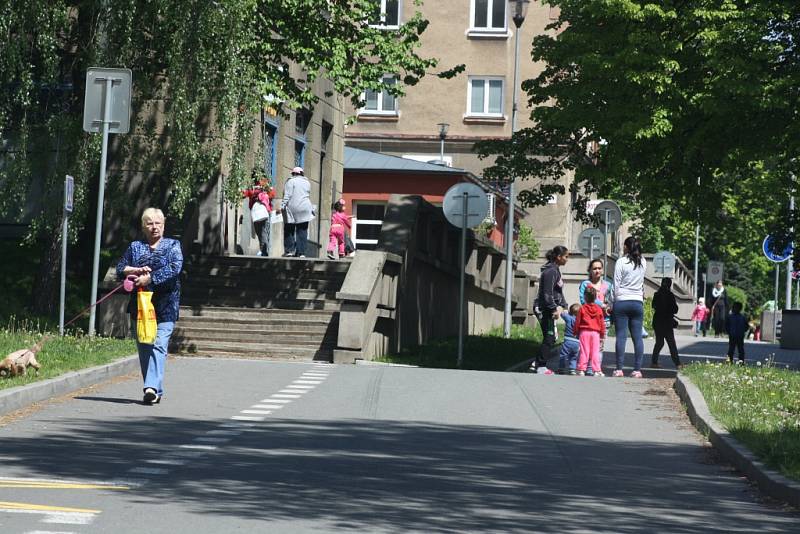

{"left": 762, "top": 235, "right": 793, "bottom": 263}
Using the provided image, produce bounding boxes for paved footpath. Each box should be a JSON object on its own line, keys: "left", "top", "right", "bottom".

{"left": 0, "top": 358, "right": 797, "bottom": 533}
{"left": 604, "top": 333, "right": 800, "bottom": 372}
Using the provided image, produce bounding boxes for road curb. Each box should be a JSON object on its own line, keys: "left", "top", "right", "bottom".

{"left": 0, "top": 355, "right": 138, "bottom": 417}
{"left": 674, "top": 373, "right": 800, "bottom": 508}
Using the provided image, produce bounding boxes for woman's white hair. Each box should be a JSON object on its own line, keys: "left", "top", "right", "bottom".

{"left": 141, "top": 207, "right": 165, "bottom": 228}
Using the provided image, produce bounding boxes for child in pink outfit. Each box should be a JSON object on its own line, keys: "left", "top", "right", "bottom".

{"left": 691, "top": 297, "right": 709, "bottom": 337}
{"left": 574, "top": 286, "right": 607, "bottom": 376}
{"left": 327, "top": 199, "right": 351, "bottom": 259}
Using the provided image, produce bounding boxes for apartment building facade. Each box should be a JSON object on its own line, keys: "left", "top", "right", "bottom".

{"left": 345, "top": 0, "right": 584, "bottom": 255}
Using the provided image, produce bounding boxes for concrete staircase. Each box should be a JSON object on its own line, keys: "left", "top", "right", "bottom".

{"left": 170, "top": 256, "right": 348, "bottom": 361}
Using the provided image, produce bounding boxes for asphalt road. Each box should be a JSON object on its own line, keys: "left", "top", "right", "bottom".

{"left": 0, "top": 358, "right": 797, "bottom": 533}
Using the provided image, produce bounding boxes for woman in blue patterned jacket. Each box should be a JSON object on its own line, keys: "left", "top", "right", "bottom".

{"left": 116, "top": 208, "right": 183, "bottom": 405}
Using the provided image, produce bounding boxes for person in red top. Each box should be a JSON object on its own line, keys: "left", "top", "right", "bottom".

{"left": 326, "top": 198, "right": 352, "bottom": 259}
{"left": 575, "top": 286, "right": 607, "bottom": 377}
{"left": 242, "top": 170, "right": 276, "bottom": 256}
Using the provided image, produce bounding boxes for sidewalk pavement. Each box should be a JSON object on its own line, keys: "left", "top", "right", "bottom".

{"left": 607, "top": 333, "right": 800, "bottom": 371}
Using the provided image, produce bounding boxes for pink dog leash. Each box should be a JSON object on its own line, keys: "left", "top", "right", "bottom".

{"left": 62, "top": 275, "right": 136, "bottom": 330}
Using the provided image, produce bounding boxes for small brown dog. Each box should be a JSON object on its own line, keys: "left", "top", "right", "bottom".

{"left": 0, "top": 339, "right": 43, "bottom": 378}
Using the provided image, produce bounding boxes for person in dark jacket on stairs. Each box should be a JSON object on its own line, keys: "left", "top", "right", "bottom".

{"left": 532, "top": 245, "right": 570, "bottom": 375}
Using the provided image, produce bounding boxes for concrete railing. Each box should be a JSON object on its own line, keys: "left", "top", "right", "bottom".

{"left": 333, "top": 194, "right": 534, "bottom": 362}
{"left": 333, "top": 251, "right": 402, "bottom": 364}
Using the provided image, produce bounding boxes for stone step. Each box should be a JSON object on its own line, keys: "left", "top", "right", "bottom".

{"left": 184, "top": 274, "right": 344, "bottom": 291}
{"left": 181, "top": 293, "right": 341, "bottom": 310}
{"left": 173, "top": 326, "right": 336, "bottom": 342}
{"left": 177, "top": 315, "right": 336, "bottom": 329}
{"left": 187, "top": 256, "right": 350, "bottom": 273}
{"left": 169, "top": 339, "right": 333, "bottom": 361}
{"left": 179, "top": 306, "right": 337, "bottom": 322}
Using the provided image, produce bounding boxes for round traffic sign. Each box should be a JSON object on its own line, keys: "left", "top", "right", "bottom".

{"left": 443, "top": 183, "right": 490, "bottom": 229}
{"left": 762, "top": 235, "right": 792, "bottom": 263}
{"left": 592, "top": 200, "right": 622, "bottom": 233}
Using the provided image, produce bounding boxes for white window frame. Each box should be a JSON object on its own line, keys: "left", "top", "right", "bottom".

{"left": 469, "top": 0, "right": 508, "bottom": 33}
{"left": 360, "top": 75, "right": 399, "bottom": 115}
{"left": 369, "top": 0, "right": 401, "bottom": 29}
{"left": 466, "top": 77, "right": 505, "bottom": 118}
{"left": 352, "top": 201, "right": 386, "bottom": 249}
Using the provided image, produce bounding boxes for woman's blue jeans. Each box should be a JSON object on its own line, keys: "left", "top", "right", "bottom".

{"left": 134, "top": 320, "right": 175, "bottom": 396}
{"left": 613, "top": 300, "right": 644, "bottom": 371}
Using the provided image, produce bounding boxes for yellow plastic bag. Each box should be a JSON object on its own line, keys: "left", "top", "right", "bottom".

{"left": 136, "top": 289, "right": 157, "bottom": 345}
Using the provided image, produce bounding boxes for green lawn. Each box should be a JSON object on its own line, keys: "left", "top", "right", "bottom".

{"left": 0, "top": 328, "right": 136, "bottom": 391}
{"left": 682, "top": 362, "right": 800, "bottom": 481}
{"left": 375, "top": 324, "right": 542, "bottom": 371}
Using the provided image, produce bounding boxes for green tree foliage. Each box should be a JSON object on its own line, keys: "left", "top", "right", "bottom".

{"left": 515, "top": 221, "right": 540, "bottom": 260}
{"left": 475, "top": 0, "right": 799, "bottom": 308}
{"left": 1, "top": 0, "right": 440, "bottom": 314}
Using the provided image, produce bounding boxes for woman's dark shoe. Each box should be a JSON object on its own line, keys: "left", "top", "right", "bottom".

{"left": 143, "top": 388, "right": 157, "bottom": 405}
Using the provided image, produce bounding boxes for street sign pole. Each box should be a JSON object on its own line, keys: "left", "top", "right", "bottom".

{"left": 88, "top": 76, "right": 115, "bottom": 336}
{"left": 774, "top": 263, "right": 780, "bottom": 341}
{"left": 59, "top": 175, "right": 74, "bottom": 336}
{"left": 457, "top": 192, "right": 468, "bottom": 368}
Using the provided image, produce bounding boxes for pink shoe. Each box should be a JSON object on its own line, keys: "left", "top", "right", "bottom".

{"left": 537, "top": 367, "right": 554, "bottom": 375}
{"left": 612, "top": 370, "right": 624, "bottom": 377}
{"left": 630, "top": 370, "right": 643, "bottom": 378}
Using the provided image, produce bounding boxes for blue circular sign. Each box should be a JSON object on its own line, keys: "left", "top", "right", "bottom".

{"left": 762, "top": 235, "right": 793, "bottom": 263}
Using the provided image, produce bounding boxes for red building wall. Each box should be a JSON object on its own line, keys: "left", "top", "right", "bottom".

{"left": 343, "top": 170, "right": 511, "bottom": 248}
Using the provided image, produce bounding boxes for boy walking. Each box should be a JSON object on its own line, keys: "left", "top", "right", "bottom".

{"left": 725, "top": 302, "right": 748, "bottom": 364}
{"left": 557, "top": 304, "right": 581, "bottom": 375}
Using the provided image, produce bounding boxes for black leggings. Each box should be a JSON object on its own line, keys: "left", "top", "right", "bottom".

{"left": 652, "top": 327, "right": 680, "bottom": 367}
{"left": 728, "top": 336, "right": 745, "bottom": 361}
{"left": 538, "top": 312, "right": 558, "bottom": 367}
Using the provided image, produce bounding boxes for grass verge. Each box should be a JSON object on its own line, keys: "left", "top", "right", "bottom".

{"left": 682, "top": 361, "right": 800, "bottom": 482}
{"left": 375, "top": 324, "right": 542, "bottom": 371}
{"left": 0, "top": 325, "right": 136, "bottom": 391}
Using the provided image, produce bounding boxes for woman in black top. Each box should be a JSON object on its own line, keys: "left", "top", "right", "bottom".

{"left": 533, "top": 245, "right": 569, "bottom": 374}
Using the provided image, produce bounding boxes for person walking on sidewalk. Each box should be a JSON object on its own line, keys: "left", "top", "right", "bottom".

{"left": 710, "top": 280, "right": 729, "bottom": 337}
{"left": 726, "top": 301, "right": 748, "bottom": 364}
{"left": 532, "top": 245, "right": 570, "bottom": 374}
{"left": 575, "top": 286, "right": 606, "bottom": 377}
{"left": 116, "top": 208, "right": 183, "bottom": 405}
{"left": 651, "top": 277, "right": 682, "bottom": 369}
{"left": 691, "top": 297, "right": 709, "bottom": 337}
{"left": 281, "top": 167, "right": 314, "bottom": 257}
{"left": 610, "top": 236, "right": 647, "bottom": 378}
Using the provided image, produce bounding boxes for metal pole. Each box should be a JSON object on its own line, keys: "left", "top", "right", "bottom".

{"left": 457, "top": 191, "right": 468, "bottom": 368}
{"left": 694, "top": 176, "right": 700, "bottom": 300}
{"left": 440, "top": 137, "right": 445, "bottom": 163}
{"left": 786, "top": 195, "right": 795, "bottom": 309}
{"left": 773, "top": 263, "right": 780, "bottom": 342}
{"left": 59, "top": 203, "right": 68, "bottom": 336}
{"left": 603, "top": 209, "right": 609, "bottom": 281}
{"left": 88, "top": 76, "right": 114, "bottom": 336}
{"left": 503, "top": 17, "right": 523, "bottom": 338}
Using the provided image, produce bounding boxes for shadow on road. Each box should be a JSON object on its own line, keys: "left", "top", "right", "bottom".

{"left": 1, "top": 415, "right": 797, "bottom": 532}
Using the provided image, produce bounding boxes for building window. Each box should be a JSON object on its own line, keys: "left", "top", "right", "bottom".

{"left": 471, "top": 0, "right": 506, "bottom": 31}
{"left": 362, "top": 75, "right": 398, "bottom": 114}
{"left": 263, "top": 122, "right": 278, "bottom": 184}
{"left": 468, "top": 77, "right": 504, "bottom": 117}
{"left": 370, "top": 0, "right": 400, "bottom": 28}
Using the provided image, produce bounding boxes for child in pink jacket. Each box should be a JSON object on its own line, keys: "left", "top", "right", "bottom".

{"left": 691, "top": 297, "right": 709, "bottom": 337}
{"left": 327, "top": 199, "right": 352, "bottom": 259}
